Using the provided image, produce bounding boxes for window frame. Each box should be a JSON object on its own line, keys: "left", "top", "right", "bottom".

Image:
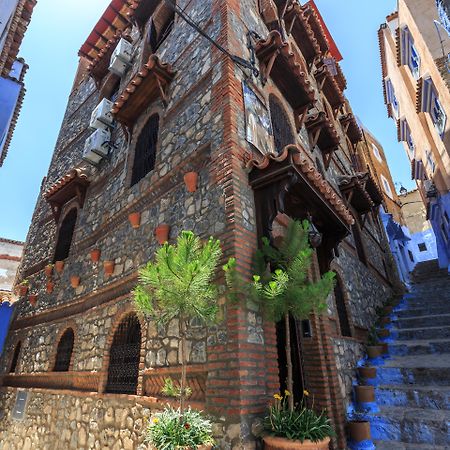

{"left": 380, "top": 174, "right": 393, "bottom": 199}
{"left": 371, "top": 143, "right": 383, "bottom": 163}
{"left": 53, "top": 328, "right": 75, "bottom": 372}
{"left": 385, "top": 78, "right": 399, "bottom": 118}
{"left": 53, "top": 207, "right": 78, "bottom": 263}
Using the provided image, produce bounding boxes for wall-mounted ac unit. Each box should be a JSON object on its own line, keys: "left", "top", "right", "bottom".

{"left": 109, "top": 38, "right": 133, "bottom": 77}
{"left": 83, "top": 129, "right": 111, "bottom": 165}
{"left": 423, "top": 180, "right": 438, "bottom": 198}
{"left": 90, "top": 98, "right": 114, "bottom": 130}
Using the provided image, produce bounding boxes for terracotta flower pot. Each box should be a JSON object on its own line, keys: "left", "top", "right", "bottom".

{"left": 348, "top": 421, "right": 371, "bottom": 443}
{"left": 46, "top": 281, "right": 55, "bottom": 294}
{"left": 28, "top": 294, "right": 38, "bottom": 306}
{"left": 90, "top": 248, "right": 101, "bottom": 263}
{"left": 155, "top": 224, "right": 170, "bottom": 244}
{"left": 382, "top": 305, "right": 393, "bottom": 315}
{"left": 381, "top": 342, "right": 389, "bottom": 355}
{"left": 355, "top": 385, "right": 375, "bottom": 403}
{"left": 184, "top": 171, "right": 199, "bottom": 193}
{"left": 18, "top": 285, "right": 28, "bottom": 296}
{"left": 263, "top": 436, "right": 331, "bottom": 449}
{"left": 357, "top": 366, "right": 377, "bottom": 380}
{"left": 366, "top": 345, "right": 383, "bottom": 359}
{"left": 70, "top": 276, "right": 80, "bottom": 288}
{"left": 44, "top": 265, "right": 53, "bottom": 278}
{"left": 377, "top": 329, "right": 390, "bottom": 338}
{"left": 128, "top": 212, "right": 141, "bottom": 229}
{"left": 55, "top": 260, "right": 65, "bottom": 273}
{"left": 380, "top": 316, "right": 391, "bottom": 325}
{"left": 103, "top": 261, "right": 115, "bottom": 276}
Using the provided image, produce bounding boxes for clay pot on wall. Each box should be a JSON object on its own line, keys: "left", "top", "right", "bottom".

{"left": 348, "top": 421, "right": 371, "bottom": 443}
{"left": 18, "top": 285, "right": 28, "bottom": 296}
{"left": 46, "top": 281, "right": 55, "bottom": 294}
{"left": 55, "top": 260, "right": 65, "bottom": 273}
{"left": 103, "top": 261, "right": 115, "bottom": 276}
{"left": 28, "top": 294, "right": 38, "bottom": 306}
{"left": 70, "top": 276, "right": 80, "bottom": 288}
{"left": 380, "top": 317, "right": 391, "bottom": 325}
{"left": 366, "top": 345, "right": 383, "bottom": 359}
{"left": 155, "top": 224, "right": 170, "bottom": 244}
{"left": 381, "top": 342, "right": 389, "bottom": 355}
{"left": 382, "top": 305, "right": 393, "bottom": 315}
{"left": 355, "top": 385, "right": 375, "bottom": 403}
{"left": 357, "top": 366, "right": 377, "bottom": 380}
{"left": 377, "top": 329, "right": 390, "bottom": 338}
{"left": 44, "top": 265, "right": 53, "bottom": 278}
{"left": 90, "top": 248, "right": 101, "bottom": 263}
{"left": 263, "top": 436, "right": 331, "bottom": 449}
{"left": 184, "top": 172, "right": 198, "bottom": 193}
{"left": 128, "top": 212, "right": 141, "bottom": 229}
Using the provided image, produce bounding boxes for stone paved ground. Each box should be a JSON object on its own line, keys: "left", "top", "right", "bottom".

{"left": 372, "top": 260, "right": 450, "bottom": 450}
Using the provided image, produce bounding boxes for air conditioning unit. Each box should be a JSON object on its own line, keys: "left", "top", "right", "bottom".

{"left": 109, "top": 38, "right": 133, "bottom": 77}
{"left": 83, "top": 129, "right": 111, "bottom": 165}
{"left": 90, "top": 98, "right": 114, "bottom": 130}
{"left": 423, "top": 180, "right": 438, "bottom": 198}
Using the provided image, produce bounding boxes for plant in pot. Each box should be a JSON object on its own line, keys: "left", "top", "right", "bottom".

{"left": 133, "top": 231, "right": 222, "bottom": 449}
{"left": 225, "top": 220, "right": 335, "bottom": 449}
{"left": 347, "top": 408, "right": 374, "bottom": 450}
{"left": 18, "top": 279, "right": 29, "bottom": 296}
{"left": 44, "top": 264, "right": 54, "bottom": 278}
{"left": 366, "top": 327, "right": 383, "bottom": 360}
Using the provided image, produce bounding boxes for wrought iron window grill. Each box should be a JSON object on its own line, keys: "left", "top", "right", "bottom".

{"left": 54, "top": 328, "right": 74, "bottom": 372}
{"left": 269, "top": 96, "right": 295, "bottom": 155}
{"left": 105, "top": 314, "right": 141, "bottom": 395}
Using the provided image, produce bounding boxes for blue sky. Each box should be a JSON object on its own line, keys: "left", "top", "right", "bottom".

{"left": 0, "top": 0, "right": 413, "bottom": 242}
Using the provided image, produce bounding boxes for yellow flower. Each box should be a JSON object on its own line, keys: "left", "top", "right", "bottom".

{"left": 303, "top": 390, "right": 310, "bottom": 397}
{"left": 273, "top": 394, "right": 282, "bottom": 401}
{"left": 152, "top": 417, "right": 159, "bottom": 424}
{"left": 284, "top": 390, "right": 291, "bottom": 396}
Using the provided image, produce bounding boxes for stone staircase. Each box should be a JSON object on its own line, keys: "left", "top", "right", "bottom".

{"left": 372, "top": 260, "right": 450, "bottom": 449}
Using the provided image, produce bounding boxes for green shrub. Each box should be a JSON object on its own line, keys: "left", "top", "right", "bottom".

{"left": 146, "top": 406, "right": 214, "bottom": 450}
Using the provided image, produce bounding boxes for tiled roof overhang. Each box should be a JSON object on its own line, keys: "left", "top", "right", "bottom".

{"left": 111, "top": 55, "right": 176, "bottom": 128}
{"left": 283, "top": 1, "right": 321, "bottom": 65}
{"left": 247, "top": 144, "right": 355, "bottom": 228}
{"left": 305, "top": 111, "right": 340, "bottom": 156}
{"left": 44, "top": 169, "right": 90, "bottom": 221}
{"left": 334, "top": 62, "right": 347, "bottom": 91}
{"left": 255, "top": 30, "right": 316, "bottom": 122}
{"left": 0, "top": 0, "right": 36, "bottom": 77}
{"left": 339, "top": 113, "right": 362, "bottom": 144}
{"left": 78, "top": 0, "right": 130, "bottom": 61}
{"left": 363, "top": 172, "right": 384, "bottom": 206}
{"left": 0, "top": 65, "right": 28, "bottom": 167}
{"left": 339, "top": 174, "right": 375, "bottom": 215}
{"left": 314, "top": 63, "right": 345, "bottom": 111}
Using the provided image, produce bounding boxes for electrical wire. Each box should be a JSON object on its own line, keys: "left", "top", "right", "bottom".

{"left": 163, "top": 0, "right": 258, "bottom": 75}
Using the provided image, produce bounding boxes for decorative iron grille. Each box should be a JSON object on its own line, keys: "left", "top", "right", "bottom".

{"left": 334, "top": 279, "right": 352, "bottom": 337}
{"left": 54, "top": 328, "right": 74, "bottom": 372}
{"left": 131, "top": 115, "right": 159, "bottom": 186}
{"left": 10, "top": 342, "right": 21, "bottom": 373}
{"left": 105, "top": 314, "right": 141, "bottom": 394}
{"left": 269, "top": 96, "right": 295, "bottom": 154}
{"left": 53, "top": 208, "right": 77, "bottom": 262}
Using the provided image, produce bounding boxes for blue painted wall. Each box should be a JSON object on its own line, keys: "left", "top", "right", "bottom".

{"left": 0, "top": 302, "right": 13, "bottom": 356}
{"left": 429, "top": 192, "right": 450, "bottom": 272}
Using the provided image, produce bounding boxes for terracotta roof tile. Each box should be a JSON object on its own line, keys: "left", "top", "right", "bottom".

{"left": 44, "top": 169, "right": 89, "bottom": 199}
{"left": 247, "top": 145, "right": 355, "bottom": 226}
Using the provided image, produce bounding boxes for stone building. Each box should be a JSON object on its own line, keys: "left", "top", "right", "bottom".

{"left": 0, "top": 1, "right": 398, "bottom": 448}
{"left": 378, "top": 0, "right": 450, "bottom": 272}
{"left": 0, "top": 238, "right": 23, "bottom": 355}
{"left": 0, "top": 0, "right": 36, "bottom": 166}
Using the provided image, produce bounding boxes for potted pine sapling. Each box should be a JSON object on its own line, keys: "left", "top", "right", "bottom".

{"left": 225, "top": 220, "right": 335, "bottom": 449}
{"left": 133, "top": 231, "right": 221, "bottom": 450}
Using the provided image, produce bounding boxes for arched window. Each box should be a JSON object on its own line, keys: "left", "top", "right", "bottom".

{"left": 131, "top": 114, "right": 159, "bottom": 186}
{"left": 334, "top": 277, "right": 352, "bottom": 337}
{"left": 269, "top": 95, "right": 295, "bottom": 154}
{"left": 53, "top": 208, "right": 77, "bottom": 262}
{"left": 106, "top": 314, "right": 141, "bottom": 394}
{"left": 10, "top": 341, "right": 21, "bottom": 373}
{"left": 54, "top": 328, "right": 74, "bottom": 372}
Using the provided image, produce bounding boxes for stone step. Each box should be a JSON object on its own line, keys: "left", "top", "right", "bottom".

{"left": 374, "top": 440, "right": 449, "bottom": 449}
{"left": 395, "top": 313, "right": 450, "bottom": 329}
{"left": 403, "top": 298, "right": 450, "bottom": 308}
{"left": 375, "top": 367, "right": 450, "bottom": 386}
{"left": 393, "top": 325, "right": 450, "bottom": 340}
{"left": 376, "top": 385, "right": 450, "bottom": 410}
{"left": 370, "top": 406, "right": 450, "bottom": 445}
{"left": 397, "top": 306, "right": 450, "bottom": 318}
{"left": 388, "top": 338, "right": 450, "bottom": 356}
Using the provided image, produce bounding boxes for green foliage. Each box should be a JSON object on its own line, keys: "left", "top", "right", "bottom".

{"left": 133, "top": 231, "right": 222, "bottom": 326}
{"left": 161, "top": 377, "right": 192, "bottom": 400}
{"left": 146, "top": 406, "right": 214, "bottom": 450}
{"left": 265, "top": 394, "right": 334, "bottom": 442}
{"left": 253, "top": 220, "right": 335, "bottom": 322}
{"left": 19, "top": 279, "right": 29, "bottom": 286}
{"left": 367, "top": 326, "right": 379, "bottom": 346}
